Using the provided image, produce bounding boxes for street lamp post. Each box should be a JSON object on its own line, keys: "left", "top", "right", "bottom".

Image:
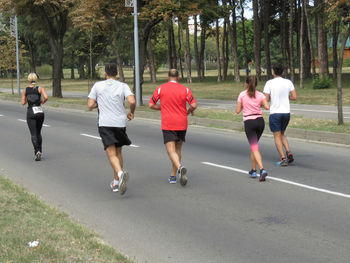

{"left": 133, "top": 0, "right": 141, "bottom": 106}
{"left": 15, "top": 15, "right": 20, "bottom": 95}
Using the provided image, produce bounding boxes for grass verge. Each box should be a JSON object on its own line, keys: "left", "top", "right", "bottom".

{"left": 0, "top": 174, "right": 132, "bottom": 263}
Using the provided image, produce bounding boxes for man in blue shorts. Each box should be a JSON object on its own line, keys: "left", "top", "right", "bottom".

{"left": 263, "top": 63, "right": 297, "bottom": 166}
{"left": 88, "top": 63, "right": 136, "bottom": 195}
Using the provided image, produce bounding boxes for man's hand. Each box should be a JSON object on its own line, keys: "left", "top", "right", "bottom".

{"left": 127, "top": 112, "right": 134, "bottom": 120}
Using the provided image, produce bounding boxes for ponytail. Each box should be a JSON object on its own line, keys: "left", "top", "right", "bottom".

{"left": 246, "top": 76, "right": 257, "bottom": 98}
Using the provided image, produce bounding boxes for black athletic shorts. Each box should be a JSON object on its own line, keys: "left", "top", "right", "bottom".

{"left": 162, "top": 130, "right": 187, "bottom": 144}
{"left": 98, "top": 126, "right": 131, "bottom": 150}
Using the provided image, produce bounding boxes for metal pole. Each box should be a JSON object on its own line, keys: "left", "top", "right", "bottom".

{"left": 15, "top": 15, "right": 20, "bottom": 95}
{"left": 133, "top": 0, "right": 141, "bottom": 106}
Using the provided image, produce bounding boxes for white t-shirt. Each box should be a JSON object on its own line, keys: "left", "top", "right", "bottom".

{"left": 88, "top": 79, "right": 133, "bottom": 127}
{"left": 263, "top": 77, "right": 295, "bottom": 114}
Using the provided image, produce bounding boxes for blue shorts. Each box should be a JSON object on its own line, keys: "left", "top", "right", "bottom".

{"left": 269, "top": 113, "right": 290, "bottom": 132}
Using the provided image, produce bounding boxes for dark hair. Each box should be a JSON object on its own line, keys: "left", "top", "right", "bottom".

{"left": 246, "top": 76, "right": 258, "bottom": 98}
{"left": 168, "top": 69, "right": 179, "bottom": 78}
{"left": 273, "top": 63, "right": 284, "bottom": 76}
{"left": 105, "top": 63, "right": 118, "bottom": 76}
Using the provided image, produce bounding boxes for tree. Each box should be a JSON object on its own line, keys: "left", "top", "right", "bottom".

{"left": 1, "top": 0, "right": 73, "bottom": 98}
{"left": 316, "top": 0, "right": 329, "bottom": 79}
{"left": 252, "top": 0, "right": 261, "bottom": 79}
{"left": 228, "top": 0, "right": 240, "bottom": 82}
{"left": 327, "top": 0, "right": 350, "bottom": 125}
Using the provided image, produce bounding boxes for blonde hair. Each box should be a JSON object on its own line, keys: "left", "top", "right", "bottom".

{"left": 28, "top": 73, "right": 38, "bottom": 84}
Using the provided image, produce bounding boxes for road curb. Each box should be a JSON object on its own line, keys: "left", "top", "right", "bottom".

{"left": 1, "top": 96, "right": 349, "bottom": 146}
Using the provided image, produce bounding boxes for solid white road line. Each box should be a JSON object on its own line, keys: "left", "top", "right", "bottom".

{"left": 202, "top": 161, "right": 350, "bottom": 200}
{"left": 17, "top": 119, "right": 50, "bottom": 127}
{"left": 80, "top": 133, "right": 140, "bottom": 148}
{"left": 0, "top": 114, "right": 3, "bottom": 117}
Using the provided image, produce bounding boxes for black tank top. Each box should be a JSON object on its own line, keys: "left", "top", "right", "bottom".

{"left": 26, "top": 86, "right": 41, "bottom": 109}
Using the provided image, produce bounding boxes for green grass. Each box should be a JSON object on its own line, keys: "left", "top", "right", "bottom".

{"left": 1, "top": 66, "right": 350, "bottom": 106}
{"left": 0, "top": 174, "right": 132, "bottom": 263}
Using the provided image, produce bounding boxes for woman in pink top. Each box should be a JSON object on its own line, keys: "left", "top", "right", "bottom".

{"left": 236, "top": 76, "right": 270, "bottom": 181}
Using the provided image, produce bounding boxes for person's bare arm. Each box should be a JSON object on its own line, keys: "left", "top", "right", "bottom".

{"left": 290, "top": 89, "right": 297, "bottom": 100}
{"left": 126, "top": 95, "right": 136, "bottom": 120}
{"left": 149, "top": 102, "right": 161, "bottom": 111}
{"left": 262, "top": 98, "right": 270, "bottom": 110}
{"left": 235, "top": 101, "right": 242, "bottom": 114}
{"left": 39, "top": 87, "right": 48, "bottom": 104}
{"left": 21, "top": 89, "right": 27, "bottom": 106}
{"left": 87, "top": 98, "right": 98, "bottom": 110}
{"left": 264, "top": 93, "right": 270, "bottom": 102}
{"left": 187, "top": 102, "right": 197, "bottom": 116}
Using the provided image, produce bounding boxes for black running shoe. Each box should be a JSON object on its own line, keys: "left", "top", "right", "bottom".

{"left": 248, "top": 169, "right": 257, "bottom": 178}
{"left": 259, "top": 169, "right": 268, "bottom": 182}
{"left": 35, "top": 152, "right": 42, "bottom": 161}
{"left": 286, "top": 152, "right": 294, "bottom": 164}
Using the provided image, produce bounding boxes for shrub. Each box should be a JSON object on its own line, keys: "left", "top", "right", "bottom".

{"left": 312, "top": 75, "right": 333, "bottom": 89}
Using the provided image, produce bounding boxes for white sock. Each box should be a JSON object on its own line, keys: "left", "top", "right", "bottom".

{"left": 113, "top": 179, "right": 119, "bottom": 186}
{"left": 117, "top": 171, "right": 123, "bottom": 179}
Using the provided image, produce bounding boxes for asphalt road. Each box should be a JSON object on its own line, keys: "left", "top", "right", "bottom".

{"left": 1, "top": 100, "right": 350, "bottom": 263}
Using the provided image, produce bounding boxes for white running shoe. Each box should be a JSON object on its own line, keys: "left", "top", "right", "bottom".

{"left": 118, "top": 171, "right": 129, "bottom": 195}
{"left": 178, "top": 166, "right": 187, "bottom": 186}
{"left": 110, "top": 181, "right": 119, "bottom": 192}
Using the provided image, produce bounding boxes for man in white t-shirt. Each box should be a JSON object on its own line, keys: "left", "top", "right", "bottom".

{"left": 263, "top": 63, "right": 297, "bottom": 166}
{"left": 88, "top": 63, "right": 136, "bottom": 195}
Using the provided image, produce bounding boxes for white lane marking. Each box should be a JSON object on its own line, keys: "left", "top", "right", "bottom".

{"left": 0, "top": 114, "right": 3, "bottom": 117}
{"left": 80, "top": 133, "right": 140, "bottom": 148}
{"left": 292, "top": 108, "right": 350, "bottom": 115}
{"left": 17, "top": 119, "right": 50, "bottom": 127}
{"left": 202, "top": 162, "right": 350, "bottom": 199}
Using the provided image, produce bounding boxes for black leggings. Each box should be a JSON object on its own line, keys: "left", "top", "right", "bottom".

{"left": 244, "top": 117, "right": 265, "bottom": 151}
{"left": 27, "top": 110, "right": 45, "bottom": 154}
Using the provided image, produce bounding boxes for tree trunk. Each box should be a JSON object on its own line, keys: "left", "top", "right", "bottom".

{"left": 170, "top": 19, "right": 178, "bottom": 70}
{"left": 337, "top": 23, "right": 350, "bottom": 125}
{"left": 222, "top": 15, "right": 229, "bottom": 81}
{"left": 194, "top": 15, "right": 201, "bottom": 80}
{"left": 50, "top": 38, "right": 64, "bottom": 97}
{"left": 147, "top": 34, "right": 157, "bottom": 83}
{"left": 332, "top": 21, "right": 339, "bottom": 80}
{"left": 228, "top": 0, "right": 240, "bottom": 82}
{"left": 178, "top": 19, "right": 184, "bottom": 79}
{"left": 281, "top": 0, "right": 288, "bottom": 78}
{"left": 304, "top": 0, "right": 316, "bottom": 78}
{"left": 167, "top": 21, "right": 173, "bottom": 69}
{"left": 299, "top": 0, "right": 304, "bottom": 88}
{"left": 70, "top": 50, "right": 75, "bottom": 79}
{"left": 253, "top": 0, "right": 261, "bottom": 79}
{"left": 316, "top": 0, "right": 329, "bottom": 79}
{"left": 215, "top": 18, "right": 222, "bottom": 82}
{"left": 199, "top": 25, "right": 206, "bottom": 81}
{"left": 240, "top": 0, "right": 249, "bottom": 77}
{"left": 78, "top": 56, "right": 85, "bottom": 79}
{"left": 184, "top": 18, "right": 192, "bottom": 83}
{"left": 115, "top": 47, "right": 125, "bottom": 82}
{"left": 289, "top": 0, "right": 295, "bottom": 82}
{"left": 263, "top": 0, "right": 272, "bottom": 79}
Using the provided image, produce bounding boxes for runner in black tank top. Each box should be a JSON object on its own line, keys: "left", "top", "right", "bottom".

{"left": 21, "top": 73, "right": 48, "bottom": 161}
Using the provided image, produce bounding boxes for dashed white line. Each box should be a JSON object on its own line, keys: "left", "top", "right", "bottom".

{"left": 80, "top": 133, "right": 140, "bottom": 148}
{"left": 17, "top": 119, "right": 50, "bottom": 127}
{"left": 202, "top": 161, "right": 350, "bottom": 200}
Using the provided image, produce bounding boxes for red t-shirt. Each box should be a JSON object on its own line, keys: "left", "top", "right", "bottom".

{"left": 149, "top": 81, "right": 196, "bottom": 130}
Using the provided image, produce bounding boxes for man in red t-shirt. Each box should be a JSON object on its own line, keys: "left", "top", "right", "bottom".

{"left": 149, "top": 69, "right": 197, "bottom": 185}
